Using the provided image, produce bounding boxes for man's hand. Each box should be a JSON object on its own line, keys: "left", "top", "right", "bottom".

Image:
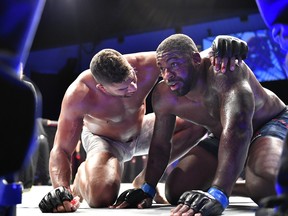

{"left": 210, "top": 35, "right": 248, "bottom": 73}
{"left": 109, "top": 188, "right": 153, "bottom": 209}
{"left": 256, "top": 194, "right": 288, "bottom": 216}
{"left": 132, "top": 171, "right": 168, "bottom": 204}
{"left": 39, "top": 186, "right": 80, "bottom": 213}
{"left": 170, "top": 188, "right": 229, "bottom": 216}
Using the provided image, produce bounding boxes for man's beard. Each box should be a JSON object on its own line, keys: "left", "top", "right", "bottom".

{"left": 171, "top": 79, "right": 191, "bottom": 96}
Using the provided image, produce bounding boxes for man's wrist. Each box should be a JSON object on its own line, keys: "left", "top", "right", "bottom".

{"left": 141, "top": 182, "right": 156, "bottom": 198}
{"left": 208, "top": 187, "right": 229, "bottom": 209}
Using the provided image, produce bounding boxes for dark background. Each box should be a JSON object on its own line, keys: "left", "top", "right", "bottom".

{"left": 31, "top": 0, "right": 259, "bottom": 51}
{"left": 25, "top": 0, "right": 288, "bottom": 120}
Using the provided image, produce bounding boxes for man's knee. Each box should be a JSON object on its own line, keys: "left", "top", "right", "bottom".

{"left": 165, "top": 178, "right": 180, "bottom": 205}
{"left": 86, "top": 180, "right": 120, "bottom": 207}
{"left": 245, "top": 172, "right": 277, "bottom": 204}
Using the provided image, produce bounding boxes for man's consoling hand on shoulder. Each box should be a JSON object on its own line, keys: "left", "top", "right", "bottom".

{"left": 209, "top": 35, "right": 248, "bottom": 73}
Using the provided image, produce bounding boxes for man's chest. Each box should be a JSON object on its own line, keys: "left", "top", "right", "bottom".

{"left": 85, "top": 96, "right": 145, "bottom": 123}
{"left": 172, "top": 93, "right": 221, "bottom": 127}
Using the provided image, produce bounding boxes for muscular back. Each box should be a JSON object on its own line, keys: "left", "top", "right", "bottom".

{"left": 153, "top": 58, "right": 286, "bottom": 138}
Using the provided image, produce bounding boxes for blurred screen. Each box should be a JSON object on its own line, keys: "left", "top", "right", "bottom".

{"left": 203, "top": 29, "right": 288, "bottom": 82}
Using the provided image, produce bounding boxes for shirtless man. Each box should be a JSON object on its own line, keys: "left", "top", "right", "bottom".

{"left": 111, "top": 33, "right": 288, "bottom": 216}
{"left": 38, "top": 36, "right": 247, "bottom": 213}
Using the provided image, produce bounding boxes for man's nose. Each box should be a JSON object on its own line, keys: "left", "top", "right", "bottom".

{"left": 128, "top": 82, "right": 137, "bottom": 93}
{"left": 162, "top": 68, "right": 175, "bottom": 79}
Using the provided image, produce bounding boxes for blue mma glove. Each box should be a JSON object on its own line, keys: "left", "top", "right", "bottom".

{"left": 114, "top": 183, "right": 156, "bottom": 208}
{"left": 177, "top": 187, "right": 229, "bottom": 216}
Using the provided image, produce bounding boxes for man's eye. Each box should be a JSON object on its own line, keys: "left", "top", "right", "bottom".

{"left": 171, "top": 62, "right": 178, "bottom": 68}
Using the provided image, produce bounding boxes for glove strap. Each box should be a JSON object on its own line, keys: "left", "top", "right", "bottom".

{"left": 141, "top": 182, "right": 156, "bottom": 198}
{"left": 208, "top": 187, "right": 229, "bottom": 209}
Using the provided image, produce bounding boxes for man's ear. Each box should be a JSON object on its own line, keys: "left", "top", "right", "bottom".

{"left": 96, "top": 83, "right": 106, "bottom": 93}
{"left": 192, "top": 52, "right": 201, "bottom": 64}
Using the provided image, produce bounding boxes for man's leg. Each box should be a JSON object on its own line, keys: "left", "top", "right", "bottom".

{"left": 165, "top": 145, "right": 218, "bottom": 205}
{"left": 165, "top": 133, "right": 219, "bottom": 205}
{"left": 276, "top": 134, "right": 288, "bottom": 195}
{"left": 245, "top": 136, "right": 283, "bottom": 204}
{"left": 72, "top": 143, "right": 123, "bottom": 207}
{"left": 170, "top": 117, "right": 208, "bottom": 162}
{"left": 131, "top": 116, "right": 207, "bottom": 203}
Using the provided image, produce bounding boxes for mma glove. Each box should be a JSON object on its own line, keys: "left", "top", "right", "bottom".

{"left": 177, "top": 187, "right": 229, "bottom": 216}
{"left": 39, "top": 186, "right": 73, "bottom": 213}
{"left": 114, "top": 183, "right": 156, "bottom": 208}
{"left": 256, "top": 194, "right": 288, "bottom": 216}
{"left": 212, "top": 35, "right": 248, "bottom": 60}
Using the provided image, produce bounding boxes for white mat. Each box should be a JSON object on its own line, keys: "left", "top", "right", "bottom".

{"left": 17, "top": 184, "right": 258, "bottom": 216}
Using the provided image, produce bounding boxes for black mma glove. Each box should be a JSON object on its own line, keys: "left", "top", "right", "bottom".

{"left": 39, "top": 186, "right": 73, "bottom": 213}
{"left": 113, "top": 183, "right": 156, "bottom": 208}
{"left": 177, "top": 187, "right": 229, "bottom": 216}
{"left": 212, "top": 35, "right": 248, "bottom": 60}
{"left": 256, "top": 194, "right": 288, "bottom": 216}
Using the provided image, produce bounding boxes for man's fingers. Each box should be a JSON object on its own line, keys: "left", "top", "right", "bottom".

{"left": 55, "top": 204, "right": 66, "bottom": 212}
{"left": 182, "top": 208, "right": 195, "bottom": 216}
{"left": 221, "top": 57, "right": 229, "bottom": 73}
{"left": 71, "top": 196, "right": 80, "bottom": 211}
{"left": 138, "top": 198, "right": 152, "bottom": 209}
{"left": 115, "top": 201, "right": 130, "bottom": 209}
{"left": 210, "top": 56, "right": 215, "bottom": 67}
{"left": 229, "top": 56, "right": 236, "bottom": 71}
{"left": 109, "top": 200, "right": 125, "bottom": 209}
{"left": 108, "top": 204, "right": 115, "bottom": 209}
{"left": 237, "top": 56, "right": 243, "bottom": 65}
{"left": 171, "top": 204, "right": 190, "bottom": 215}
{"left": 63, "top": 200, "right": 73, "bottom": 212}
{"left": 53, "top": 200, "right": 75, "bottom": 213}
{"left": 170, "top": 204, "right": 183, "bottom": 214}
{"left": 214, "top": 57, "right": 221, "bottom": 71}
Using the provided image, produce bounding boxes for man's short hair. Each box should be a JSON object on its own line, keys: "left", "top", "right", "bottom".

{"left": 90, "top": 49, "right": 132, "bottom": 84}
{"left": 156, "top": 34, "right": 198, "bottom": 57}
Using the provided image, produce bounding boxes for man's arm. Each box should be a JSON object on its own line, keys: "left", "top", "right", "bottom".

{"left": 213, "top": 77, "right": 255, "bottom": 196}
{"left": 110, "top": 83, "right": 177, "bottom": 209}
{"left": 40, "top": 83, "right": 84, "bottom": 213}
{"left": 49, "top": 85, "right": 84, "bottom": 189}
{"left": 144, "top": 84, "right": 177, "bottom": 189}
{"left": 172, "top": 73, "right": 255, "bottom": 216}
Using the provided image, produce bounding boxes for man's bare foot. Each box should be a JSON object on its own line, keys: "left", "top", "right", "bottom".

{"left": 132, "top": 171, "right": 168, "bottom": 204}
{"left": 154, "top": 191, "right": 169, "bottom": 204}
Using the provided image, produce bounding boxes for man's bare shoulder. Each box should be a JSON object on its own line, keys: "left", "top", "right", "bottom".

{"left": 152, "top": 80, "right": 177, "bottom": 112}
{"left": 208, "top": 60, "right": 251, "bottom": 92}
{"left": 124, "top": 51, "right": 157, "bottom": 67}
{"left": 124, "top": 51, "right": 160, "bottom": 84}
{"left": 63, "top": 70, "right": 95, "bottom": 106}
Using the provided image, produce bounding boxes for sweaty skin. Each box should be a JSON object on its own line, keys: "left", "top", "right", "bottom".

{"left": 49, "top": 51, "right": 206, "bottom": 212}
{"left": 47, "top": 35, "right": 248, "bottom": 212}
{"left": 49, "top": 52, "right": 157, "bottom": 207}
{"left": 143, "top": 50, "right": 285, "bottom": 215}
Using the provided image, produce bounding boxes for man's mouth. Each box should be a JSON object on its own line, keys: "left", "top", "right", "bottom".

{"left": 167, "top": 81, "right": 179, "bottom": 91}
